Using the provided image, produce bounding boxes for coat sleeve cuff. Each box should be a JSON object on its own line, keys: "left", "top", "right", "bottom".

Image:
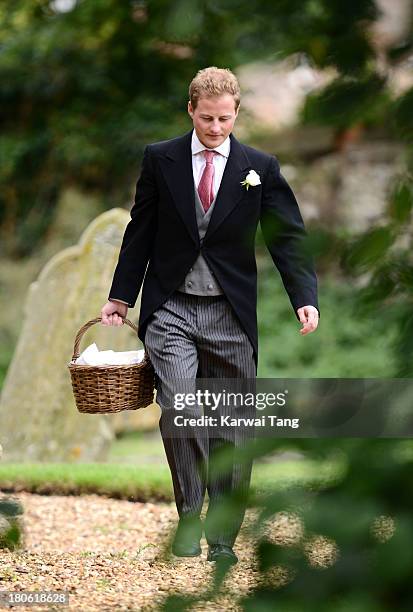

{"left": 108, "top": 297, "right": 131, "bottom": 306}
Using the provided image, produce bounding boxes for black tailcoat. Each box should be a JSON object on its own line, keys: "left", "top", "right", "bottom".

{"left": 108, "top": 129, "right": 319, "bottom": 366}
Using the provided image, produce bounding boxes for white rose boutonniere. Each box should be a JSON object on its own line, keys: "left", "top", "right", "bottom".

{"left": 241, "top": 169, "right": 261, "bottom": 190}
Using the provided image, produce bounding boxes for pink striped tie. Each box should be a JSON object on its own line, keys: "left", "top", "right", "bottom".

{"left": 198, "top": 150, "right": 216, "bottom": 213}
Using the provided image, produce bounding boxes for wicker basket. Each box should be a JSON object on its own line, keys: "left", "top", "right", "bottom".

{"left": 67, "top": 316, "right": 155, "bottom": 414}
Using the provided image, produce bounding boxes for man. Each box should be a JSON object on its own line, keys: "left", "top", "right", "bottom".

{"left": 101, "top": 67, "right": 319, "bottom": 565}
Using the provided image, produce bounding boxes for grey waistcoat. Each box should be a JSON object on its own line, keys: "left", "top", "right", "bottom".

{"left": 177, "top": 183, "right": 224, "bottom": 296}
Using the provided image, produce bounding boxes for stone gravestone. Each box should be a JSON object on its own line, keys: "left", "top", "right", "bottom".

{"left": 0, "top": 208, "right": 158, "bottom": 462}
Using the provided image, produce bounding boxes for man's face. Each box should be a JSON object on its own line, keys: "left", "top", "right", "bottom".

{"left": 188, "top": 93, "right": 239, "bottom": 149}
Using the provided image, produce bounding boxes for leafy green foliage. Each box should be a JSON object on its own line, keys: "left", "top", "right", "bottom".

{"left": 0, "top": 497, "right": 24, "bottom": 550}
{"left": 1, "top": 0, "right": 411, "bottom": 257}
{"left": 302, "top": 74, "right": 389, "bottom": 129}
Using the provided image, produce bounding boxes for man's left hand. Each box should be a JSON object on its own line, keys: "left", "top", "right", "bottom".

{"left": 297, "top": 305, "right": 319, "bottom": 335}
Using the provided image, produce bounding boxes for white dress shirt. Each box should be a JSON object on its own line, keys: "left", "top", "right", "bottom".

{"left": 191, "top": 129, "right": 230, "bottom": 194}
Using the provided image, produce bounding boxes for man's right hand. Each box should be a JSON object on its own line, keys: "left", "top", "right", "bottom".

{"left": 101, "top": 300, "right": 128, "bottom": 326}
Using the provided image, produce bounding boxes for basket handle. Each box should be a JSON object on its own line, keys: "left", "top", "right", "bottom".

{"left": 71, "top": 317, "right": 139, "bottom": 361}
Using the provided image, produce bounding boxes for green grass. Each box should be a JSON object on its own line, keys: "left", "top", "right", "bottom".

{"left": 0, "top": 462, "right": 172, "bottom": 501}
{"left": 0, "top": 454, "right": 344, "bottom": 502}
{"left": 0, "top": 428, "right": 347, "bottom": 502}
{"left": 1, "top": 429, "right": 169, "bottom": 501}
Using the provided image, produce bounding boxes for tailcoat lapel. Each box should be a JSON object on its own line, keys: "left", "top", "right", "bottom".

{"left": 158, "top": 130, "right": 199, "bottom": 246}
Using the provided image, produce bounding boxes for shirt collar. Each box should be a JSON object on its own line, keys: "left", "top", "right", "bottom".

{"left": 191, "top": 128, "right": 230, "bottom": 158}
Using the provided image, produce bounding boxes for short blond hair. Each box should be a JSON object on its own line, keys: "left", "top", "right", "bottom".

{"left": 189, "top": 66, "right": 241, "bottom": 110}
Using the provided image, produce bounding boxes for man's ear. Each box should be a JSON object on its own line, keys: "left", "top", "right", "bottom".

{"left": 188, "top": 100, "right": 194, "bottom": 118}
{"left": 235, "top": 102, "right": 240, "bottom": 118}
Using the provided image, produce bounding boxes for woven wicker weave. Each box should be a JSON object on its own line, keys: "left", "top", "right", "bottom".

{"left": 67, "top": 317, "right": 155, "bottom": 414}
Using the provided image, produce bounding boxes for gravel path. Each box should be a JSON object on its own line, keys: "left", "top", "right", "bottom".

{"left": 0, "top": 493, "right": 282, "bottom": 611}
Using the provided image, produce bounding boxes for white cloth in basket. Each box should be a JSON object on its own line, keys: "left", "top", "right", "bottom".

{"left": 75, "top": 343, "right": 145, "bottom": 366}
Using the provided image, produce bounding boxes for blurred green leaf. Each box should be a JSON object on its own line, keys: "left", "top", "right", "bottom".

{"left": 164, "top": 0, "right": 203, "bottom": 41}
{"left": 302, "top": 73, "right": 387, "bottom": 128}
{"left": 391, "top": 87, "right": 413, "bottom": 142}
{"left": 342, "top": 226, "right": 395, "bottom": 272}
{"left": 387, "top": 179, "right": 413, "bottom": 224}
{"left": 161, "top": 594, "right": 198, "bottom": 611}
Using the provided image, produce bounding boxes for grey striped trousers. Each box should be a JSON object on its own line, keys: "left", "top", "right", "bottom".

{"left": 144, "top": 291, "right": 256, "bottom": 547}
